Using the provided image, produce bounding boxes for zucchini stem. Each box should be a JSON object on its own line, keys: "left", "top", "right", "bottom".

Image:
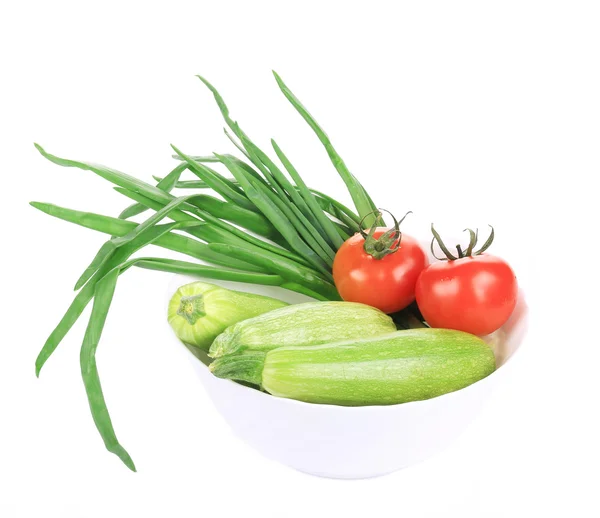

{"left": 209, "top": 351, "right": 266, "bottom": 386}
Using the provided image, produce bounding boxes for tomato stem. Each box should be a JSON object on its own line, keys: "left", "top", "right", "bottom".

{"left": 474, "top": 225, "right": 495, "bottom": 255}
{"left": 431, "top": 224, "right": 495, "bottom": 261}
{"left": 360, "top": 209, "right": 411, "bottom": 260}
{"left": 430, "top": 224, "right": 458, "bottom": 260}
{"left": 464, "top": 228, "right": 478, "bottom": 256}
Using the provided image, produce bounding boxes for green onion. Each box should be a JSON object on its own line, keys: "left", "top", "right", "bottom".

{"left": 32, "top": 72, "right": 391, "bottom": 470}
{"left": 223, "top": 128, "right": 252, "bottom": 160}
{"left": 72, "top": 193, "right": 215, "bottom": 291}
{"left": 134, "top": 258, "right": 330, "bottom": 301}
{"left": 35, "top": 221, "right": 191, "bottom": 376}
{"left": 271, "top": 139, "right": 345, "bottom": 249}
{"left": 208, "top": 243, "right": 338, "bottom": 299}
{"left": 171, "top": 154, "right": 221, "bottom": 163}
{"left": 272, "top": 71, "right": 382, "bottom": 227}
{"left": 30, "top": 201, "right": 267, "bottom": 273}
{"left": 80, "top": 266, "right": 135, "bottom": 471}
{"left": 240, "top": 136, "right": 326, "bottom": 238}
{"left": 216, "top": 154, "right": 330, "bottom": 273}
{"left": 157, "top": 173, "right": 360, "bottom": 234}
{"left": 115, "top": 185, "right": 278, "bottom": 240}
{"left": 154, "top": 176, "right": 232, "bottom": 189}
{"left": 246, "top": 174, "right": 336, "bottom": 265}
{"left": 134, "top": 258, "right": 285, "bottom": 285}
{"left": 119, "top": 162, "right": 188, "bottom": 220}
{"left": 310, "top": 189, "right": 361, "bottom": 232}
{"left": 171, "top": 144, "right": 256, "bottom": 212}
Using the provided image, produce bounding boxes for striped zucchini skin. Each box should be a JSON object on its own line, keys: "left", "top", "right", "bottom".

{"left": 168, "top": 282, "right": 288, "bottom": 351}
{"left": 263, "top": 329, "right": 496, "bottom": 405}
{"left": 208, "top": 301, "right": 396, "bottom": 358}
{"left": 210, "top": 329, "right": 496, "bottom": 405}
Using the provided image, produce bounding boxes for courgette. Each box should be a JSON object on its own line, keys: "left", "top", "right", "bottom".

{"left": 208, "top": 301, "right": 397, "bottom": 358}
{"left": 168, "top": 281, "right": 288, "bottom": 350}
{"left": 210, "top": 329, "right": 496, "bottom": 405}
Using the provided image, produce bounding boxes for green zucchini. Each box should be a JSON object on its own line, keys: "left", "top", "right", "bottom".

{"left": 168, "top": 281, "right": 288, "bottom": 351}
{"left": 210, "top": 329, "right": 496, "bottom": 405}
{"left": 208, "top": 301, "right": 396, "bottom": 358}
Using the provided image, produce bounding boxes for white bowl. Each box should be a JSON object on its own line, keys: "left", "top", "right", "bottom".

{"left": 167, "top": 255, "right": 528, "bottom": 479}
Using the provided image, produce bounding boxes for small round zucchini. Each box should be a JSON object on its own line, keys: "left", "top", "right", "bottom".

{"left": 168, "top": 282, "right": 288, "bottom": 351}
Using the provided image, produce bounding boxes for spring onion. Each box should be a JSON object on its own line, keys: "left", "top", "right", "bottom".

{"left": 32, "top": 71, "right": 400, "bottom": 470}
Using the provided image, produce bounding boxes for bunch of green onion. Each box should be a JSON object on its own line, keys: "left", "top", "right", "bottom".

{"left": 31, "top": 72, "right": 386, "bottom": 471}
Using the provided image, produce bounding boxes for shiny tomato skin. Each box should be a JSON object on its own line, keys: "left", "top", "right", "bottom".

{"left": 415, "top": 254, "right": 518, "bottom": 336}
{"left": 333, "top": 229, "right": 429, "bottom": 314}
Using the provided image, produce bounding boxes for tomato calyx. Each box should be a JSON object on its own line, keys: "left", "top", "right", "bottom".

{"left": 359, "top": 209, "right": 412, "bottom": 260}
{"left": 430, "top": 224, "right": 495, "bottom": 260}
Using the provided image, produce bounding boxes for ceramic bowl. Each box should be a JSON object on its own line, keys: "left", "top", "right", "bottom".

{"left": 167, "top": 244, "right": 528, "bottom": 479}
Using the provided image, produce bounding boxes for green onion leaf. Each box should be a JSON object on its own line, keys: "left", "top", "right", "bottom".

{"left": 171, "top": 144, "right": 256, "bottom": 211}
{"left": 80, "top": 267, "right": 136, "bottom": 471}
{"left": 271, "top": 139, "right": 344, "bottom": 249}
{"left": 216, "top": 153, "right": 331, "bottom": 275}
{"left": 35, "top": 222, "right": 202, "bottom": 376}
{"left": 272, "top": 72, "right": 383, "bottom": 228}
{"left": 119, "top": 162, "right": 188, "bottom": 220}
{"left": 208, "top": 243, "right": 339, "bottom": 300}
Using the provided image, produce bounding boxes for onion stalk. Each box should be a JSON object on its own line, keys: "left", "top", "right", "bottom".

{"left": 31, "top": 72, "right": 407, "bottom": 471}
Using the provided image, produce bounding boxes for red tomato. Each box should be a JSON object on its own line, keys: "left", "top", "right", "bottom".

{"left": 415, "top": 254, "right": 517, "bottom": 335}
{"left": 333, "top": 229, "right": 429, "bottom": 314}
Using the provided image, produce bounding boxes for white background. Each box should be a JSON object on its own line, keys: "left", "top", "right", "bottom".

{"left": 1, "top": 1, "right": 599, "bottom": 516}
